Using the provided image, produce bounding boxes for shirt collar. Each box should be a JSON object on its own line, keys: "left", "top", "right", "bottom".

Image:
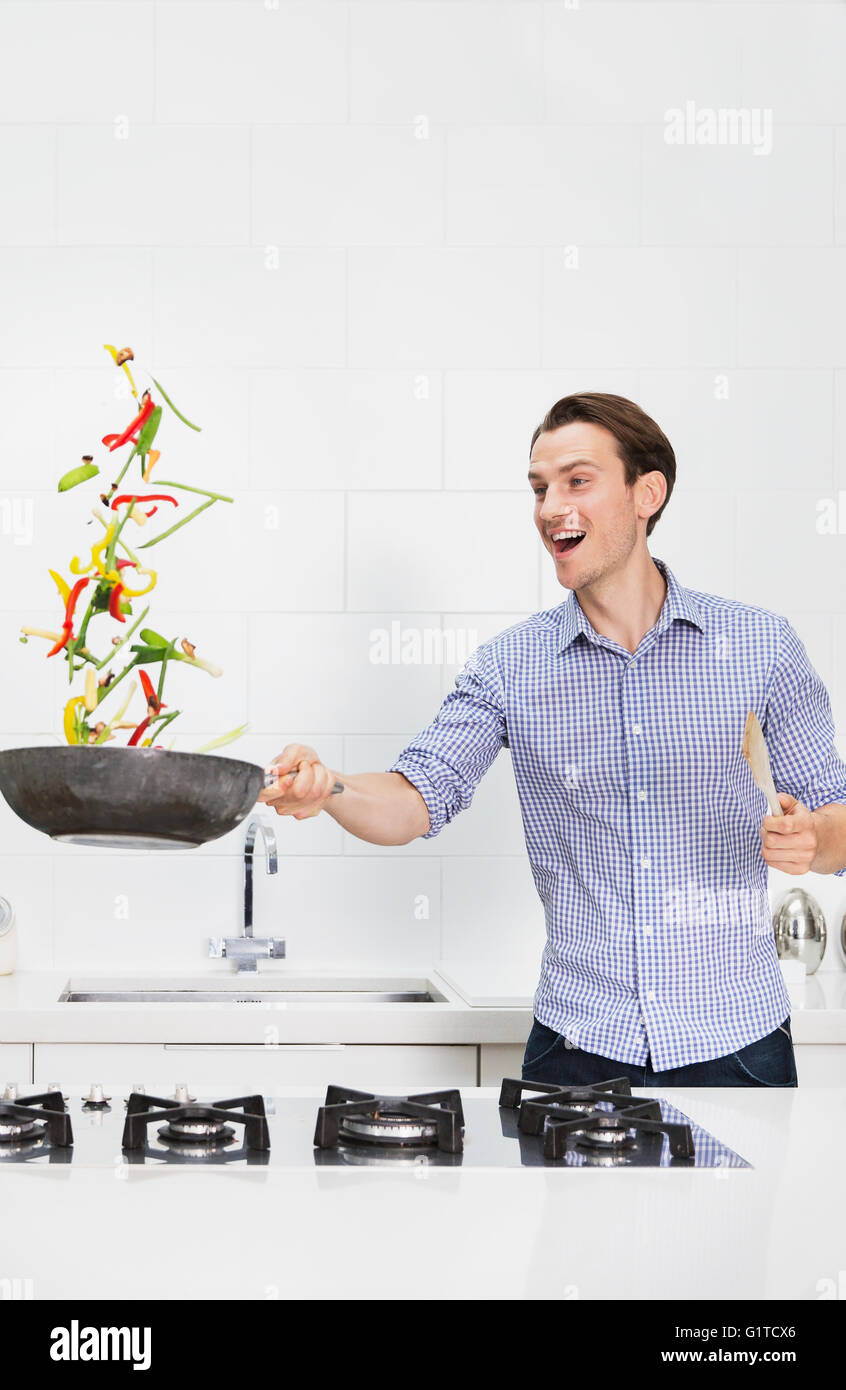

{"left": 555, "top": 556, "right": 705, "bottom": 653}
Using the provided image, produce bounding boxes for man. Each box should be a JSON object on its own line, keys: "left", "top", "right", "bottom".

{"left": 259, "top": 393, "right": 846, "bottom": 1087}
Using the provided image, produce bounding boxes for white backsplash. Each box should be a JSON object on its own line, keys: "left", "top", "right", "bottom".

{"left": 0, "top": 0, "right": 844, "bottom": 982}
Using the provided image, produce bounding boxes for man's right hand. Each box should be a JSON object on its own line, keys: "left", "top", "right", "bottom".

{"left": 257, "top": 743, "right": 339, "bottom": 819}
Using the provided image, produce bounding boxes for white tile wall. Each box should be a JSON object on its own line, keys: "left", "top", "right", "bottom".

{"left": 348, "top": 247, "right": 542, "bottom": 368}
{"left": 0, "top": 1, "right": 844, "bottom": 984}
{"left": 542, "top": 248, "right": 737, "bottom": 368}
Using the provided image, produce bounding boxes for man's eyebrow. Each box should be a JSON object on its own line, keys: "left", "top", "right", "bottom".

{"left": 527, "top": 459, "right": 601, "bottom": 483}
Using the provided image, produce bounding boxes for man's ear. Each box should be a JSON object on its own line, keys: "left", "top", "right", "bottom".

{"left": 637, "top": 469, "right": 667, "bottom": 524}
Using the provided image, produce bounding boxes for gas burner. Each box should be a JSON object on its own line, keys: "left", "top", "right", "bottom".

{"left": 159, "top": 1115, "right": 235, "bottom": 1145}
{"left": 122, "top": 1092, "right": 270, "bottom": 1152}
{"left": 499, "top": 1078, "right": 695, "bottom": 1162}
{"left": 314, "top": 1086, "right": 464, "bottom": 1154}
{"left": 544, "top": 1098, "right": 601, "bottom": 1117}
{"left": 0, "top": 1115, "right": 44, "bottom": 1142}
{"left": 339, "top": 1110, "right": 441, "bottom": 1147}
{"left": 0, "top": 1089, "right": 73, "bottom": 1150}
{"left": 576, "top": 1116, "right": 637, "bottom": 1149}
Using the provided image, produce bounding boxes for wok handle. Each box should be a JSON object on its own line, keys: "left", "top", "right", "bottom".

{"left": 263, "top": 766, "right": 344, "bottom": 795}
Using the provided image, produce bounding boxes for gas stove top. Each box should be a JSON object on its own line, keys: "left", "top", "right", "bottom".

{"left": 0, "top": 1079, "right": 751, "bottom": 1169}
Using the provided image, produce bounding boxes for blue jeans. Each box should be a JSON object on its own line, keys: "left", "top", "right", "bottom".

{"left": 522, "top": 1016, "right": 798, "bottom": 1087}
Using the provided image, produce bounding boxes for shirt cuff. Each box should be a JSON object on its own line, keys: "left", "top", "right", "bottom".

{"left": 387, "top": 757, "right": 448, "bottom": 840}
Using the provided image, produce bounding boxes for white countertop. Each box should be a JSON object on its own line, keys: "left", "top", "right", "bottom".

{"left": 0, "top": 969, "right": 532, "bottom": 1045}
{"left": 0, "top": 967, "right": 845, "bottom": 1044}
{"left": 2, "top": 1085, "right": 844, "bottom": 1300}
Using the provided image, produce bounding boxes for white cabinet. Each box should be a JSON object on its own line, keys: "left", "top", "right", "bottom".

{"left": 0, "top": 1043, "right": 32, "bottom": 1085}
{"left": 794, "top": 1046, "right": 846, "bottom": 1087}
{"left": 480, "top": 1044, "right": 524, "bottom": 1085}
{"left": 33, "top": 1042, "right": 477, "bottom": 1093}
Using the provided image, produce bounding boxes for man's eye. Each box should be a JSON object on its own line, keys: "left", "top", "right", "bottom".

{"left": 533, "top": 488, "right": 546, "bottom": 497}
{"left": 571, "top": 477, "right": 587, "bottom": 487}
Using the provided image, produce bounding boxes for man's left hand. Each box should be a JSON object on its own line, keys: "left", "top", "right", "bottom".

{"left": 760, "top": 792, "right": 818, "bottom": 875}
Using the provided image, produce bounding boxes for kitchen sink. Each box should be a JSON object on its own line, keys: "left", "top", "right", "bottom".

{"left": 58, "top": 975, "right": 447, "bottom": 1005}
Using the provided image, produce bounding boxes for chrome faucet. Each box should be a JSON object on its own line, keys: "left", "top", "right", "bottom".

{"left": 208, "top": 820, "right": 286, "bottom": 973}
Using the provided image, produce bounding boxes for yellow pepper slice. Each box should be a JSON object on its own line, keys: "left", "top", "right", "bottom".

{"left": 118, "top": 564, "right": 157, "bottom": 598}
{"left": 63, "top": 695, "right": 87, "bottom": 746}
{"left": 48, "top": 569, "right": 70, "bottom": 604}
{"left": 91, "top": 525, "right": 116, "bottom": 577}
{"left": 70, "top": 522, "right": 116, "bottom": 578}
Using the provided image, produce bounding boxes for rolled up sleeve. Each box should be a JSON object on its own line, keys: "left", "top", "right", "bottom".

{"left": 387, "top": 645, "right": 508, "bottom": 840}
{"left": 766, "top": 617, "right": 846, "bottom": 876}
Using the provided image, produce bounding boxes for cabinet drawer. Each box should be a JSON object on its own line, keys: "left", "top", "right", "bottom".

{"left": 0, "top": 1043, "right": 32, "bottom": 1086}
{"left": 794, "top": 1046, "right": 846, "bottom": 1087}
{"left": 480, "top": 1044, "right": 524, "bottom": 1086}
{"left": 33, "top": 1042, "right": 477, "bottom": 1093}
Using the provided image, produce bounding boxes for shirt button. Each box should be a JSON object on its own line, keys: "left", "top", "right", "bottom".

{"left": 646, "top": 990, "right": 656, "bottom": 1003}
{"left": 640, "top": 855, "right": 650, "bottom": 868}
{"left": 643, "top": 924, "right": 653, "bottom": 937}
{"left": 632, "top": 724, "right": 642, "bottom": 735}
{"left": 638, "top": 789, "right": 647, "bottom": 801}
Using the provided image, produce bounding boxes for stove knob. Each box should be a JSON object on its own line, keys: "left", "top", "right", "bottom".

{"left": 82, "top": 1082, "right": 111, "bottom": 1106}
{"left": 171, "top": 1082, "right": 195, "bottom": 1104}
{"left": 46, "top": 1081, "right": 62, "bottom": 1093}
{"left": 2, "top": 1082, "right": 17, "bottom": 1101}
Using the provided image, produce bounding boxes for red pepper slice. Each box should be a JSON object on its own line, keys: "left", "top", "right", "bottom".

{"left": 109, "top": 492, "right": 178, "bottom": 519}
{"left": 101, "top": 394, "right": 155, "bottom": 454}
{"left": 138, "top": 669, "right": 166, "bottom": 715}
{"left": 127, "top": 716, "right": 152, "bottom": 747}
{"left": 46, "top": 623, "right": 73, "bottom": 659}
{"left": 108, "top": 581, "right": 125, "bottom": 623}
{"left": 46, "top": 576, "right": 90, "bottom": 657}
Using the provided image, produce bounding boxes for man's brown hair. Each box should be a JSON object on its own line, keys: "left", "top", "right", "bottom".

{"left": 530, "top": 393, "right": 676, "bottom": 537}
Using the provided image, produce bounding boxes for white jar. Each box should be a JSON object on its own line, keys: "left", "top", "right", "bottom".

{"left": 0, "top": 897, "right": 17, "bottom": 975}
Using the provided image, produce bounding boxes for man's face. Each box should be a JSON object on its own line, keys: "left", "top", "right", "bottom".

{"left": 529, "top": 420, "right": 660, "bottom": 589}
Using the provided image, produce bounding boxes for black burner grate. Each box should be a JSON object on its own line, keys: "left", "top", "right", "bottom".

{"left": 499, "top": 1077, "right": 695, "bottom": 1161}
{"left": 0, "top": 1091, "right": 73, "bottom": 1148}
{"left": 122, "top": 1093, "right": 270, "bottom": 1151}
{"left": 314, "top": 1085, "right": 464, "bottom": 1153}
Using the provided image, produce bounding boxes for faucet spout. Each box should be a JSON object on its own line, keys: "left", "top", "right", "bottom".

{"left": 208, "top": 818, "right": 285, "bottom": 974}
{"left": 244, "top": 819, "right": 278, "bottom": 939}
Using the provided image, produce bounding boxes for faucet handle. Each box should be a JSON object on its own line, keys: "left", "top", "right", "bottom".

{"left": 208, "top": 936, "right": 286, "bottom": 973}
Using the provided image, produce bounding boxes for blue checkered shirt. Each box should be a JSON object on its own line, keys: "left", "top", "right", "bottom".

{"left": 388, "top": 556, "right": 846, "bottom": 1070}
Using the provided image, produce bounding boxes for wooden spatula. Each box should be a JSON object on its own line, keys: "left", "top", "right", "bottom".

{"left": 742, "top": 711, "right": 783, "bottom": 817}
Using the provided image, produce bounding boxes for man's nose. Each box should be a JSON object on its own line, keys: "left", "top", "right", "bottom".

{"left": 540, "top": 495, "right": 579, "bottom": 523}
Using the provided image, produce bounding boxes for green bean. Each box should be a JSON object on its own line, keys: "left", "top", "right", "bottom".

{"left": 151, "top": 377, "right": 201, "bottom": 432}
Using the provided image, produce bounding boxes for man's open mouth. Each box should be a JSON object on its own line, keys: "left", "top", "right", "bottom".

{"left": 550, "top": 529, "right": 586, "bottom": 557}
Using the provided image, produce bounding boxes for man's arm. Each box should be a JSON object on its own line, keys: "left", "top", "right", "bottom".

{"left": 257, "top": 646, "right": 507, "bottom": 845}
{"left": 810, "top": 802, "right": 846, "bottom": 873}
{"left": 257, "top": 750, "right": 429, "bottom": 846}
{"left": 323, "top": 770, "right": 430, "bottom": 845}
{"left": 761, "top": 616, "right": 846, "bottom": 877}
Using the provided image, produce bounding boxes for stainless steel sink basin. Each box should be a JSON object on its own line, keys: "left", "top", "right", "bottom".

{"left": 58, "top": 975, "right": 447, "bottom": 1005}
